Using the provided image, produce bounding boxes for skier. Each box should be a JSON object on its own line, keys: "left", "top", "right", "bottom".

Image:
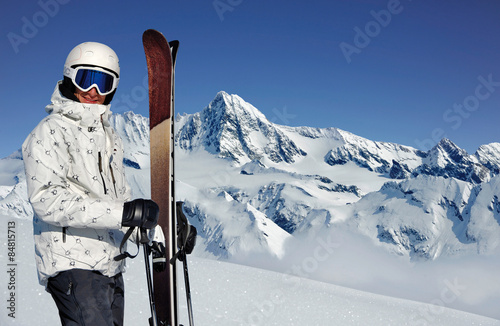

{"left": 22, "top": 41, "right": 161, "bottom": 326}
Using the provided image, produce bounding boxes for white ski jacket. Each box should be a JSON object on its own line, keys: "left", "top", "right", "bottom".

{"left": 22, "top": 83, "right": 132, "bottom": 286}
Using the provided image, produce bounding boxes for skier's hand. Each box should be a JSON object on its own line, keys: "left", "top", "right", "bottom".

{"left": 151, "top": 241, "right": 167, "bottom": 272}
{"left": 149, "top": 225, "right": 167, "bottom": 272}
{"left": 176, "top": 202, "right": 197, "bottom": 261}
{"left": 122, "top": 199, "right": 159, "bottom": 229}
{"left": 182, "top": 225, "right": 197, "bottom": 257}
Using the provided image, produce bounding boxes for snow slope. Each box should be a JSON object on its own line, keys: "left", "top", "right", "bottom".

{"left": 1, "top": 215, "right": 499, "bottom": 325}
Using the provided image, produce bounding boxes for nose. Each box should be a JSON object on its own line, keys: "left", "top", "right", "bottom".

{"left": 87, "top": 87, "right": 99, "bottom": 96}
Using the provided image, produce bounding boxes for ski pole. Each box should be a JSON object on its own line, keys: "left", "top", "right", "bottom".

{"left": 181, "top": 251, "right": 194, "bottom": 326}
{"left": 144, "top": 242, "right": 158, "bottom": 326}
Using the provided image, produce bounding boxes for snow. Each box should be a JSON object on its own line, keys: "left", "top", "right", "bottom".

{"left": 186, "top": 258, "right": 498, "bottom": 326}
{"left": 1, "top": 216, "right": 499, "bottom": 326}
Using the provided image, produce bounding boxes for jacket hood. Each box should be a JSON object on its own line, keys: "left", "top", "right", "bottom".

{"left": 45, "top": 81, "right": 112, "bottom": 127}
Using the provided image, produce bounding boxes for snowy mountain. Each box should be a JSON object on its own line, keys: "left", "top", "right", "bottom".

{"left": 414, "top": 138, "right": 492, "bottom": 184}
{"left": 324, "top": 131, "right": 426, "bottom": 177}
{"left": 348, "top": 175, "right": 500, "bottom": 259}
{"left": 1, "top": 90, "right": 500, "bottom": 321}
{"left": 326, "top": 135, "right": 495, "bottom": 184}
{"left": 175, "top": 92, "right": 307, "bottom": 164}
{"left": 169, "top": 91, "right": 500, "bottom": 260}
{"left": 0, "top": 150, "right": 32, "bottom": 219}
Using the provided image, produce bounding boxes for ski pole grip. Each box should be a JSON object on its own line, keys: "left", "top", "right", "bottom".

{"left": 139, "top": 228, "right": 150, "bottom": 244}
{"left": 122, "top": 199, "right": 160, "bottom": 229}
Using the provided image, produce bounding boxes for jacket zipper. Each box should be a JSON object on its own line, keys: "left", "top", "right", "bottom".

{"left": 62, "top": 227, "right": 67, "bottom": 243}
{"left": 98, "top": 152, "right": 108, "bottom": 195}
{"left": 109, "top": 164, "right": 117, "bottom": 195}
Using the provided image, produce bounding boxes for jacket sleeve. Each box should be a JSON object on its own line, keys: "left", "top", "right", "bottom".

{"left": 22, "top": 118, "right": 124, "bottom": 229}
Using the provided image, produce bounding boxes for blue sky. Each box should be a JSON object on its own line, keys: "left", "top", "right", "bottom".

{"left": 1, "top": 0, "right": 499, "bottom": 158}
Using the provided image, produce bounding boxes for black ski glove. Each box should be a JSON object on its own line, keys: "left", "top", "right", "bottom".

{"left": 122, "top": 199, "right": 159, "bottom": 229}
{"left": 151, "top": 241, "right": 167, "bottom": 272}
{"left": 176, "top": 202, "right": 197, "bottom": 261}
{"left": 180, "top": 225, "right": 197, "bottom": 258}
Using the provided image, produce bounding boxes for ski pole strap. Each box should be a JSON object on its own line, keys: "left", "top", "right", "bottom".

{"left": 170, "top": 248, "right": 183, "bottom": 265}
{"left": 114, "top": 226, "right": 140, "bottom": 261}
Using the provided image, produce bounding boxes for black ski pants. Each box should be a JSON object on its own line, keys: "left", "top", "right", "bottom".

{"left": 47, "top": 269, "right": 125, "bottom": 326}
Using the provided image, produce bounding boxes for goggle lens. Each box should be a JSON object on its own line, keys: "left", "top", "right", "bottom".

{"left": 74, "top": 68, "right": 116, "bottom": 95}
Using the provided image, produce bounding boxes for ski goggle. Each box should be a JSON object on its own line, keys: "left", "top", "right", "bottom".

{"left": 64, "top": 66, "right": 119, "bottom": 96}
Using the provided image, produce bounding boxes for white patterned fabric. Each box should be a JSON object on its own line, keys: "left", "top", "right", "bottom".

{"left": 22, "top": 82, "right": 132, "bottom": 286}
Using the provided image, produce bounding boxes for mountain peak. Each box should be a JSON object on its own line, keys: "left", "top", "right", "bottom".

{"left": 208, "top": 91, "right": 268, "bottom": 124}
{"left": 415, "top": 138, "right": 490, "bottom": 183}
{"left": 211, "top": 90, "right": 231, "bottom": 107}
{"left": 427, "top": 138, "right": 469, "bottom": 167}
{"left": 176, "top": 92, "right": 306, "bottom": 165}
{"left": 214, "top": 90, "right": 230, "bottom": 100}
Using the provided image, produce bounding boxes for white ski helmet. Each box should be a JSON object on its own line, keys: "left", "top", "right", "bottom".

{"left": 63, "top": 41, "right": 120, "bottom": 78}
{"left": 61, "top": 42, "right": 120, "bottom": 104}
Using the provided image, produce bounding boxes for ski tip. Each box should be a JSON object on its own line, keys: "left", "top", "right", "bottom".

{"left": 143, "top": 29, "right": 162, "bottom": 37}
{"left": 142, "top": 29, "right": 175, "bottom": 129}
{"left": 143, "top": 29, "right": 168, "bottom": 45}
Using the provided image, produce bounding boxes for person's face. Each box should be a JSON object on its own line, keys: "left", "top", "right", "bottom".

{"left": 74, "top": 87, "right": 106, "bottom": 105}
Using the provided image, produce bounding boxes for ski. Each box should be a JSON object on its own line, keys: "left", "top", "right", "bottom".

{"left": 143, "top": 29, "right": 178, "bottom": 326}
